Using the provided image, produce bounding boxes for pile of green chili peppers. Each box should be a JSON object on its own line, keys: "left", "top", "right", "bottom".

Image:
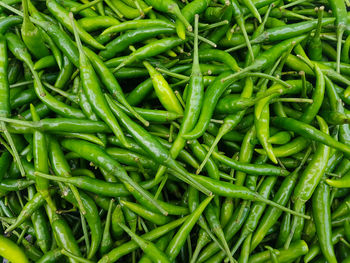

{"left": 0, "top": 0, "right": 350, "bottom": 262}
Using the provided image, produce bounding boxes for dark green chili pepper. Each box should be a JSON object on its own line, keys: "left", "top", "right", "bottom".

{"left": 100, "top": 26, "right": 175, "bottom": 60}
{"left": 272, "top": 116, "right": 350, "bottom": 157}
{"left": 5, "top": 189, "right": 53, "bottom": 233}
{"left": 71, "top": 14, "right": 129, "bottom": 147}
{"left": 248, "top": 240, "right": 309, "bottom": 263}
{"left": 276, "top": 203, "right": 291, "bottom": 248}
{"left": 299, "top": 64, "right": 325, "bottom": 124}
{"left": 106, "top": 95, "right": 212, "bottom": 196}
{"left": 312, "top": 179, "right": 337, "bottom": 263}
{"left": 45, "top": 204, "right": 81, "bottom": 263}
{"left": 98, "top": 216, "right": 187, "bottom": 262}
{"left": 286, "top": 117, "right": 330, "bottom": 246}
{"left": 0, "top": 178, "right": 34, "bottom": 191}
{"left": 197, "top": 203, "right": 250, "bottom": 262}
{"left": 5, "top": 32, "right": 85, "bottom": 119}
{"left": 0, "top": 117, "right": 110, "bottom": 134}
{"left": 119, "top": 222, "right": 171, "bottom": 263}
{"left": 48, "top": 137, "right": 101, "bottom": 259}
{"left": 27, "top": 186, "right": 51, "bottom": 253}
{"left": 102, "top": 19, "right": 174, "bottom": 35}
{"left": 100, "top": 199, "right": 114, "bottom": 255}
{"left": 229, "top": 176, "right": 277, "bottom": 256}
{"left": 113, "top": 37, "right": 184, "bottom": 72}
{"left": 60, "top": 138, "right": 168, "bottom": 215}
{"left": 0, "top": 16, "right": 22, "bottom": 34}
{"left": 30, "top": 104, "right": 55, "bottom": 211}
{"left": 21, "top": 0, "right": 50, "bottom": 59}
{"left": 166, "top": 196, "right": 213, "bottom": 261}
{"left": 304, "top": 228, "right": 344, "bottom": 263}
{"left": 83, "top": 47, "right": 149, "bottom": 126}
{"left": 307, "top": 6, "right": 324, "bottom": 61}
{"left": 250, "top": 149, "right": 310, "bottom": 250}
{"left": 33, "top": 56, "right": 57, "bottom": 71}
{"left": 37, "top": 249, "right": 62, "bottom": 263}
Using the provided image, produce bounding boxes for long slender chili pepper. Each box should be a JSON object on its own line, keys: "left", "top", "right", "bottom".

{"left": 308, "top": 6, "right": 324, "bottom": 61}
{"left": 250, "top": 148, "right": 311, "bottom": 251}
{"left": 0, "top": 33, "right": 25, "bottom": 177}
{"left": 119, "top": 223, "right": 171, "bottom": 263}
{"left": 60, "top": 138, "right": 168, "bottom": 215}
{"left": 106, "top": 95, "right": 212, "bottom": 196}
{"left": 166, "top": 196, "right": 213, "bottom": 261}
{"left": 0, "top": 1, "right": 349, "bottom": 261}
{"left": 30, "top": 104, "right": 56, "bottom": 211}
{"left": 312, "top": 179, "right": 337, "bottom": 263}
{"left": 153, "top": 15, "right": 203, "bottom": 182}
{"left": 285, "top": 116, "right": 330, "bottom": 247}
{"left": 101, "top": 19, "right": 174, "bottom": 35}
{"left": 27, "top": 186, "right": 51, "bottom": 254}
{"left": 230, "top": 0, "right": 254, "bottom": 60}
{"left": 272, "top": 116, "right": 350, "bottom": 157}
{"left": 70, "top": 13, "right": 129, "bottom": 147}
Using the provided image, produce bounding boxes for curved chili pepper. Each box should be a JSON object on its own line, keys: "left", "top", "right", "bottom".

{"left": 0, "top": 235, "right": 29, "bottom": 263}
{"left": 78, "top": 16, "right": 119, "bottom": 32}
{"left": 0, "top": 16, "right": 22, "bottom": 34}
{"left": 21, "top": 0, "right": 49, "bottom": 59}
{"left": 113, "top": 37, "right": 184, "bottom": 72}
{"left": 312, "top": 179, "right": 337, "bottom": 263}
{"left": 272, "top": 116, "right": 350, "bottom": 157}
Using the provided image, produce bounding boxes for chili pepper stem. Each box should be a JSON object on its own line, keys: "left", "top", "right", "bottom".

{"left": 68, "top": 185, "right": 86, "bottom": 215}
{"left": 196, "top": 124, "right": 228, "bottom": 175}
{"left": 336, "top": 24, "right": 345, "bottom": 73}
{"left": 70, "top": 0, "right": 103, "bottom": 13}
{"left": 236, "top": 17, "right": 254, "bottom": 61}
{"left": 257, "top": 194, "right": 309, "bottom": 219}
{"left": 245, "top": 72, "right": 292, "bottom": 88}
{"left": 186, "top": 32, "right": 217, "bottom": 47}
{"left": 61, "top": 249, "right": 94, "bottom": 263}
{"left": 221, "top": 68, "right": 249, "bottom": 83}
{"left": 170, "top": 4, "right": 192, "bottom": 32}
{"left": 1, "top": 122, "right": 25, "bottom": 177}
{"left": 216, "top": 230, "right": 237, "bottom": 263}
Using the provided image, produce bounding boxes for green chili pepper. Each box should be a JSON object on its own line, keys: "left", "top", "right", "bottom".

{"left": 21, "top": 0, "right": 50, "bottom": 59}
{"left": 312, "top": 179, "right": 337, "bottom": 263}
{"left": 46, "top": 0, "right": 105, "bottom": 50}
{"left": 0, "top": 235, "right": 29, "bottom": 263}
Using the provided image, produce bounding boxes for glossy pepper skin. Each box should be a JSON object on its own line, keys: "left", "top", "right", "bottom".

{"left": 312, "top": 180, "right": 337, "bottom": 263}
{"left": 1, "top": 0, "right": 350, "bottom": 262}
